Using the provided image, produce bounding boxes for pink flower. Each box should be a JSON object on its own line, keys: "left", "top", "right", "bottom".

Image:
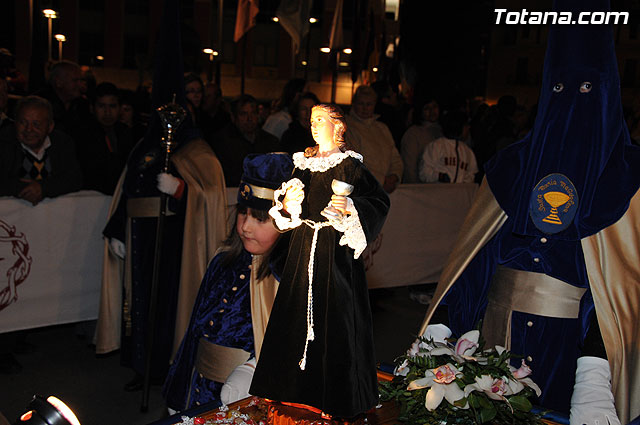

{"left": 433, "top": 365, "right": 457, "bottom": 384}
{"left": 454, "top": 330, "right": 479, "bottom": 356}
{"left": 490, "top": 378, "right": 507, "bottom": 396}
{"left": 407, "top": 363, "right": 468, "bottom": 411}
{"left": 512, "top": 359, "right": 532, "bottom": 379}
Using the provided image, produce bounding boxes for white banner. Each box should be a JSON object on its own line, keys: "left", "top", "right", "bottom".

{"left": 0, "top": 191, "right": 111, "bottom": 333}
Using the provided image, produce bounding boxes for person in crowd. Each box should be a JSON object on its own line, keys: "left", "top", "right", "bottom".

{"left": 345, "top": 85, "right": 403, "bottom": 193}
{"left": 419, "top": 3, "right": 640, "bottom": 422}
{"left": 419, "top": 109, "right": 478, "bottom": 184}
{"left": 0, "top": 48, "right": 26, "bottom": 95}
{"left": 280, "top": 91, "right": 319, "bottom": 155}
{"left": 372, "top": 81, "right": 406, "bottom": 151}
{"left": 0, "top": 96, "right": 82, "bottom": 205}
{"left": 97, "top": 116, "right": 228, "bottom": 392}
{"left": 36, "top": 60, "right": 91, "bottom": 137}
{"left": 257, "top": 101, "right": 271, "bottom": 127}
{"left": 201, "top": 81, "right": 231, "bottom": 140}
{"left": 73, "top": 82, "right": 133, "bottom": 195}
{"left": 250, "top": 104, "right": 390, "bottom": 419}
{"left": 0, "top": 78, "right": 12, "bottom": 131}
{"left": 400, "top": 95, "right": 443, "bottom": 183}
{"left": 473, "top": 95, "right": 517, "bottom": 175}
{"left": 163, "top": 152, "right": 292, "bottom": 412}
{"left": 119, "top": 89, "right": 148, "bottom": 143}
{"left": 95, "top": 0, "right": 229, "bottom": 393}
{"left": 262, "top": 78, "right": 306, "bottom": 140}
{"left": 184, "top": 73, "right": 205, "bottom": 127}
{"left": 79, "top": 66, "right": 96, "bottom": 102}
{"left": 213, "top": 95, "right": 281, "bottom": 187}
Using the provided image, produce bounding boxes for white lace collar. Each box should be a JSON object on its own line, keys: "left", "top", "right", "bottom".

{"left": 293, "top": 150, "right": 363, "bottom": 172}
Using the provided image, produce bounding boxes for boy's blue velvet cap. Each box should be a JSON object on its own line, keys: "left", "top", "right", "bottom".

{"left": 238, "top": 153, "right": 294, "bottom": 210}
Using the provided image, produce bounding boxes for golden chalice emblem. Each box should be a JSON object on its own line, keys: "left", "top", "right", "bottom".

{"left": 542, "top": 191, "right": 570, "bottom": 225}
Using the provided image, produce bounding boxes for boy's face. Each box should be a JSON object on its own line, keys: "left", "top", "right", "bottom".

{"left": 95, "top": 95, "right": 120, "bottom": 128}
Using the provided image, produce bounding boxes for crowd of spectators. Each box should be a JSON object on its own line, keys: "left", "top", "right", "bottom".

{"left": 3, "top": 55, "right": 640, "bottom": 207}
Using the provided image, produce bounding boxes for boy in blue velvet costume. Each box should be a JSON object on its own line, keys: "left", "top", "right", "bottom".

{"left": 163, "top": 153, "right": 292, "bottom": 411}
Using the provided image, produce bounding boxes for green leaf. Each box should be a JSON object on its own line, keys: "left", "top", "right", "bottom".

{"left": 477, "top": 394, "right": 493, "bottom": 409}
{"left": 453, "top": 397, "right": 467, "bottom": 408}
{"left": 508, "top": 395, "right": 533, "bottom": 412}
{"left": 467, "top": 393, "right": 481, "bottom": 408}
{"left": 478, "top": 406, "right": 497, "bottom": 423}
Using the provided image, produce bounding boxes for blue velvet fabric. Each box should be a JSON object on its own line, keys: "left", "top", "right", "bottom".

{"left": 444, "top": 0, "right": 640, "bottom": 415}
{"left": 238, "top": 153, "right": 294, "bottom": 211}
{"left": 485, "top": 0, "right": 640, "bottom": 239}
{"left": 163, "top": 250, "right": 254, "bottom": 410}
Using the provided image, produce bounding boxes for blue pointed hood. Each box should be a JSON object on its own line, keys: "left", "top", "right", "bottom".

{"left": 485, "top": 0, "right": 640, "bottom": 239}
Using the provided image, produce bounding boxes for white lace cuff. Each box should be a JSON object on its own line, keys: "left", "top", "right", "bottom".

{"left": 269, "top": 178, "right": 304, "bottom": 230}
{"left": 331, "top": 199, "right": 367, "bottom": 259}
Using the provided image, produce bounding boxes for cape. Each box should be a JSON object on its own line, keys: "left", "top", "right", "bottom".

{"left": 95, "top": 138, "right": 228, "bottom": 356}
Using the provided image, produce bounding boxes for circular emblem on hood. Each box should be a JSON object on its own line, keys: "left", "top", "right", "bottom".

{"left": 529, "top": 173, "right": 579, "bottom": 234}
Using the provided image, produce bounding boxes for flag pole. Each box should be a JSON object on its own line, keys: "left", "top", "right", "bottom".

{"left": 331, "top": 51, "right": 338, "bottom": 104}
{"left": 241, "top": 36, "right": 247, "bottom": 95}
{"left": 216, "top": 0, "right": 223, "bottom": 86}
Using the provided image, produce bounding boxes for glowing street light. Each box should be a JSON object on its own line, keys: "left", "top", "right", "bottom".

{"left": 55, "top": 34, "right": 66, "bottom": 60}
{"left": 272, "top": 16, "right": 279, "bottom": 22}
{"left": 320, "top": 47, "right": 331, "bottom": 53}
{"left": 203, "top": 48, "right": 219, "bottom": 82}
{"left": 309, "top": 17, "right": 318, "bottom": 23}
{"left": 43, "top": 9, "right": 58, "bottom": 61}
{"left": 342, "top": 48, "right": 352, "bottom": 55}
{"left": 203, "top": 48, "right": 219, "bottom": 60}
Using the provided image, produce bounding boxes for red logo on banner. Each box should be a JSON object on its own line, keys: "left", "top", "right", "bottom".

{"left": 0, "top": 219, "right": 32, "bottom": 311}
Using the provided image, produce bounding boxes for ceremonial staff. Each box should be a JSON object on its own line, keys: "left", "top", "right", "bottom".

{"left": 141, "top": 98, "right": 187, "bottom": 412}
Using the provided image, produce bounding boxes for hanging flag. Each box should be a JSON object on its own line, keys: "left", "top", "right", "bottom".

{"left": 329, "top": 0, "right": 344, "bottom": 50}
{"left": 234, "top": 0, "right": 260, "bottom": 43}
{"left": 276, "top": 0, "right": 313, "bottom": 53}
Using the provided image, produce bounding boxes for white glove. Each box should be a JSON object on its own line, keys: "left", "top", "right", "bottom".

{"left": 421, "top": 323, "right": 452, "bottom": 344}
{"left": 220, "top": 357, "right": 257, "bottom": 405}
{"left": 570, "top": 356, "right": 621, "bottom": 425}
{"left": 109, "top": 238, "right": 126, "bottom": 259}
{"left": 157, "top": 173, "right": 180, "bottom": 196}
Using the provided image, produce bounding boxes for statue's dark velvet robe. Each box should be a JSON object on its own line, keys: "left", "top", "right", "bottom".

{"left": 250, "top": 153, "right": 389, "bottom": 418}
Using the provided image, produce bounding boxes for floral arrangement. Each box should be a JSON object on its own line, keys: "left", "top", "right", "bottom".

{"left": 379, "top": 327, "right": 544, "bottom": 424}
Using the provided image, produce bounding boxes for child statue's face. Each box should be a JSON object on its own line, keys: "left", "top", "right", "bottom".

{"left": 237, "top": 208, "right": 280, "bottom": 255}
{"left": 310, "top": 108, "right": 337, "bottom": 151}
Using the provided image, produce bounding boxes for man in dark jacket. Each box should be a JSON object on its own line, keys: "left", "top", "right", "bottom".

{"left": 73, "top": 82, "right": 133, "bottom": 195}
{"left": 212, "top": 95, "right": 281, "bottom": 186}
{"left": 0, "top": 96, "right": 82, "bottom": 205}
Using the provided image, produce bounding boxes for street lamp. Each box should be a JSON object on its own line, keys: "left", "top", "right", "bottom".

{"left": 42, "top": 9, "right": 58, "bottom": 62}
{"left": 203, "top": 48, "right": 219, "bottom": 82}
{"left": 55, "top": 34, "right": 66, "bottom": 60}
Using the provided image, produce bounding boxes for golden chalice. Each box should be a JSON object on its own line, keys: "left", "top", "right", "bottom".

{"left": 542, "top": 191, "right": 570, "bottom": 225}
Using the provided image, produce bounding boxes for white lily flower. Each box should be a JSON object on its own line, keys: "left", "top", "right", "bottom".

{"left": 454, "top": 330, "right": 480, "bottom": 356}
{"left": 407, "top": 363, "right": 469, "bottom": 411}
{"left": 464, "top": 375, "right": 507, "bottom": 401}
